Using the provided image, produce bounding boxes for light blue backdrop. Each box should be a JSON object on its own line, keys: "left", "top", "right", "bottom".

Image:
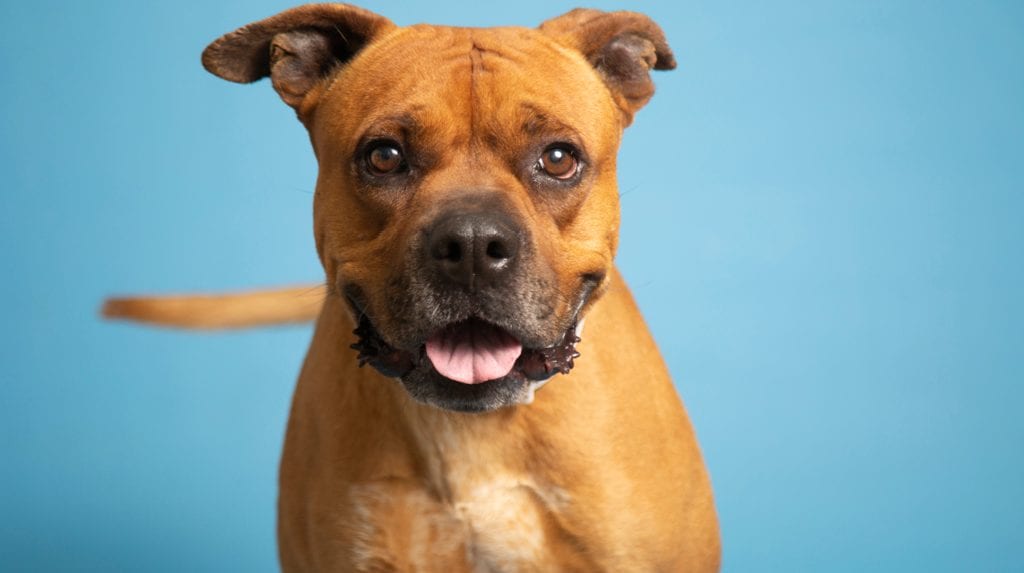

{"left": 2, "top": 0, "right": 1021, "bottom": 571}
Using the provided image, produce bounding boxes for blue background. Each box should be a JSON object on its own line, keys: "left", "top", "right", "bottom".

{"left": 2, "top": 0, "right": 1021, "bottom": 570}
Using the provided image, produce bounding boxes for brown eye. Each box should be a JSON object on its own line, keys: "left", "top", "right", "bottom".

{"left": 538, "top": 146, "right": 579, "bottom": 179}
{"left": 366, "top": 143, "right": 404, "bottom": 174}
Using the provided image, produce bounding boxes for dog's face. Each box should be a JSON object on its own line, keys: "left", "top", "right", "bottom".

{"left": 203, "top": 4, "right": 674, "bottom": 412}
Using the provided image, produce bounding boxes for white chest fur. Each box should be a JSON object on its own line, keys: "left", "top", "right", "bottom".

{"left": 346, "top": 474, "right": 570, "bottom": 572}
{"left": 457, "top": 477, "right": 557, "bottom": 571}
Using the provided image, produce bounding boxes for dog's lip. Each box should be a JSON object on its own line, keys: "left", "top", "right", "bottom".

{"left": 348, "top": 306, "right": 582, "bottom": 385}
{"left": 344, "top": 288, "right": 557, "bottom": 351}
{"left": 422, "top": 315, "right": 532, "bottom": 350}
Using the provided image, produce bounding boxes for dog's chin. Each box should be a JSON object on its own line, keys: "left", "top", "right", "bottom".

{"left": 349, "top": 314, "right": 581, "bottom": 413}
{"left": 398, "top": 366, "right": 533, "bottom": 413}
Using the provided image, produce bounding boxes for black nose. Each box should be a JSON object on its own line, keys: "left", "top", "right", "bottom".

{"left": 426, "top": 212, "right": 521, "bottom": 289}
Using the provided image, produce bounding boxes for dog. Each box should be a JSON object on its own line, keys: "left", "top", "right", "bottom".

{"left": 104, "top": 4, "right": 720, "bottom": 570}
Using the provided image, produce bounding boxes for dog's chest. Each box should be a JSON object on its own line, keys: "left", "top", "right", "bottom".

{"left": 346, "top": 474, "right": 569, "bottom": 572}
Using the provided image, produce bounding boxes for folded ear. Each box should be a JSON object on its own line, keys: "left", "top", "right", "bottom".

{"left": 539, "top": 9, "right": 676, "bottom": 126}
{"left": 202, "top": 4, "right": 395, "bottom": 114}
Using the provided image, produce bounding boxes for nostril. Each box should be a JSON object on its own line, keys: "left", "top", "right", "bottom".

{"left": 434, "top": 239, "right": 462, "bottom": 262}
{"left": 445, "top": 241, "right": 462, "bottom": 262}
{"left": 486, "top": 240, "right": 508, "bottom": 260}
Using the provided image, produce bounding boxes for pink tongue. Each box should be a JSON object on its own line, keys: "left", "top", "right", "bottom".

{"left": 425, "top": 320, "right": 523, "bottom": 384}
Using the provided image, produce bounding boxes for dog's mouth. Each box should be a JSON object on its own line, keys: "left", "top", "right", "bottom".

{"left": 350, "top": 313, "right": 581, "bottom": 388}
{"left": 425, "top": 319, "right": 524, "bottom": 384}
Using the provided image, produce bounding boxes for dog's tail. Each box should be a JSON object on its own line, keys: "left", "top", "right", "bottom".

{"left": 101, "top": 284, "right": 326, "bottom": 330}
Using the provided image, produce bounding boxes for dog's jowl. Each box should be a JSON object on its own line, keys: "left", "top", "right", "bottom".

{"left": 105, "top": 4, "right": 721, "bottom": 571}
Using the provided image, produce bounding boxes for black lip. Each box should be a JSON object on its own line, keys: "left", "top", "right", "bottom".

{"left": 349, "top": 312, "right": 580, "bottom": 384}
{"left": 349, "top": 315, "right": 417, "bottom": 378}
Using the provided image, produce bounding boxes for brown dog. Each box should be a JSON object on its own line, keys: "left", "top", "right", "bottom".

{"left": 105, "top": 4, "right": 720, "bottom": 570}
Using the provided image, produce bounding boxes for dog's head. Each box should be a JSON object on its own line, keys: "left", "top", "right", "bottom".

{"left": 203, "top": 4, "right": 675, "bottom": 412}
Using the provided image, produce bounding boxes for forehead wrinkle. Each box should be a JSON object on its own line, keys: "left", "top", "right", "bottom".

{"left": 466, "top": 32, "right": 599, "bottom": 149}
{"left": 469, "top": 36, "right": 483, "bottom": 146}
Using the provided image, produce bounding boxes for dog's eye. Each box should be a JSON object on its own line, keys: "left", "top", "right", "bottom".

{"left": 366, "top": 143, "right": 405, "bottom": 175}
{"left": 537, "top": 146, "right": 579, "bottom": 180}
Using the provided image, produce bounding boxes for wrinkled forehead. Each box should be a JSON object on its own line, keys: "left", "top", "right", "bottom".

{"left": 313, "top": 25, "right": 621, "bottom": 153}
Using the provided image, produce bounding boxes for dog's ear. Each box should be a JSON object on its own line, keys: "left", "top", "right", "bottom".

{"left": 202, "top": 4, "right": 395, "bottom": 114}
{"left": 540, "top": 9, "right": 676, "bottom": 126}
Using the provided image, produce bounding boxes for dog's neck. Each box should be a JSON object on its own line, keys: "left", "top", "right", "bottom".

{"left": 397, "top": 399, "right": 538, "bottom": 501}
